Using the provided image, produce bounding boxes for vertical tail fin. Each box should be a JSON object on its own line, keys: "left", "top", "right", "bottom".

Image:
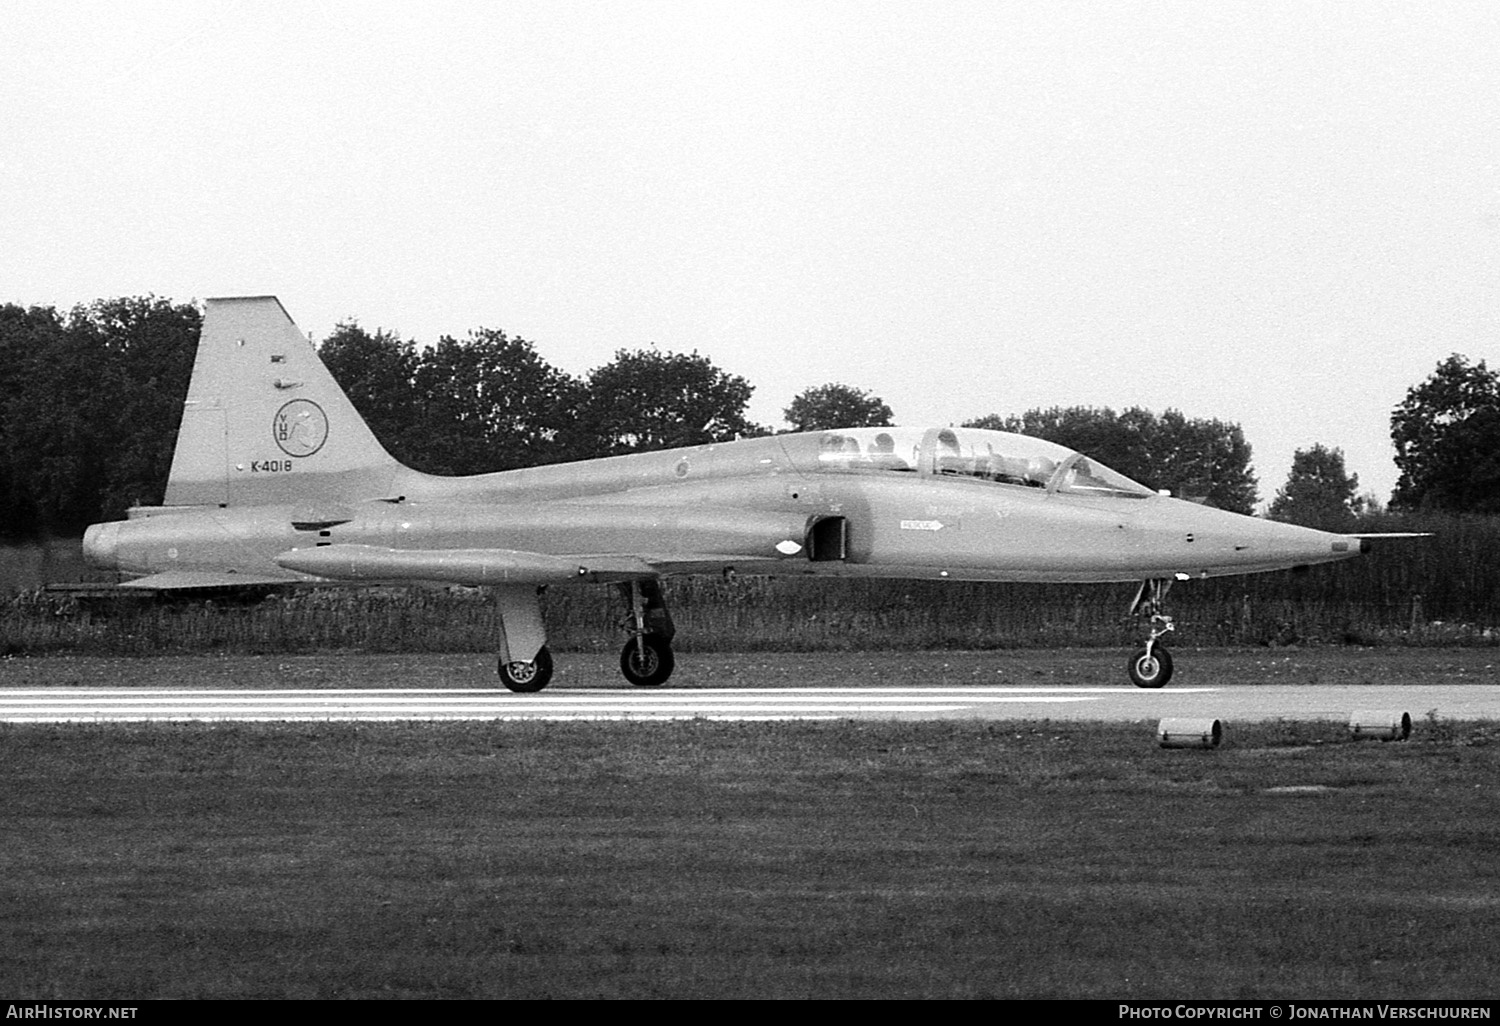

{"left": 164, "top": 296, "right": 405, "bottom": 507}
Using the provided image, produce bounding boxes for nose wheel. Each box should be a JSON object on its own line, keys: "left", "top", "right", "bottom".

{"left": 1128, "top": 579, "right": 1177, "bottom": 689}
{"left": 1127, "top": 640, "right": 1173, "bottom": 689}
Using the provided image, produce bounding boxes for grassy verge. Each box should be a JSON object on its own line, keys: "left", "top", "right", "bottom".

{"left": 4, "top": 577, "right": 1499, "bottom": 659}
{"left": 1, "top": 647, "right": 1495, "bottom": 691}
{"left": 2, "top": 718, "right": 1496, "bottom": 999}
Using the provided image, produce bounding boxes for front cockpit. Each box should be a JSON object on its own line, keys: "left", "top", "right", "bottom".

{"left": 784, "top": 426, "right": 1155, "bottom": 500}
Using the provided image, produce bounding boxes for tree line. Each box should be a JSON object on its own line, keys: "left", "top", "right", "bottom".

{"left": 2, "top": 295, "right": 1496, "bottom": 541}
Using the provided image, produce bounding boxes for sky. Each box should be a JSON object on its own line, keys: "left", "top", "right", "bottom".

{"left": 4, "top": 0, "right": 1497, "bottom": 508}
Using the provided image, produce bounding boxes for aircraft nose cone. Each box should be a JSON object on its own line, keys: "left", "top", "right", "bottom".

{"left": 82, "top": 521, "right": 120, "bottom": 569}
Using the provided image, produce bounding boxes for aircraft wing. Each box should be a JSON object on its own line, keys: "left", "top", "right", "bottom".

{"left": 632, "top": 554, "right": 794, "bottom": 577}
{"left": 273, "top": 544, "right": 787, "bottom": 586}
{"left": 117, "top": 570, "right": 301, "bottom": 590}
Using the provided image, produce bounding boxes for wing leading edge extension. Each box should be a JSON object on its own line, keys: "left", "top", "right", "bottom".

{"left": 274, "top": 545, "right": 658, "bottom": 585}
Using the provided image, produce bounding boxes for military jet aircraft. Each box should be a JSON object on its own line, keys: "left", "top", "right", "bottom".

{"left": 83, "top": 296, "right": 1405, "bottom": 691}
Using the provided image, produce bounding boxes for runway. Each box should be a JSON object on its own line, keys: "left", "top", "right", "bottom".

{"left": 2, "top": 683, "right": 1496, "bottom": 723}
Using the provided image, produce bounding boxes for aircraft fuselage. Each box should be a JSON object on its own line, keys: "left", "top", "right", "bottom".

{"left": 86, "top": 428, "right": 1362, "bottom": 588}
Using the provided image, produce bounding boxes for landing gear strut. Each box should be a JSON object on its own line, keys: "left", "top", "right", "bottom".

{"left": 617, "top": 579, "right": 676, "bottom": 687}
{"left": 494, "top": 584, "right": 553, "bottom": 693}
{"left": 1127, "top": 578, "right": 1176, "bottom": 689}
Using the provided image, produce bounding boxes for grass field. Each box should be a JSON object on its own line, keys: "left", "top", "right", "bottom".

{"left": 2, "top": 709, "right": 1497, "bottom": 999}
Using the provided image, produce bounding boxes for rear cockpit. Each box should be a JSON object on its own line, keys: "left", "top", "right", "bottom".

{"left": 785, "top": 426, "right": 1154, "bottom": 500}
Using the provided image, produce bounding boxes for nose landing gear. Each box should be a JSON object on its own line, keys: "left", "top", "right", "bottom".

{"left": 1128, "top": 578, "right": 1177, "bottom": 689}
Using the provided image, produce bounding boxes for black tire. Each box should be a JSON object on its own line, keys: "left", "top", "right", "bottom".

{"left": 620, "top": 634, "right": 675, "bottom": 687}
{"left": 1128, "top": 646, "right": 1173, "bottom": 689}
{"left": 498, "top": 645, "right": 554, "bottom": 693}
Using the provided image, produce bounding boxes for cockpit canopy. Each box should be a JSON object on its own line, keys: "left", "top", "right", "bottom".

{"left": 788, "top": 426, "right": 1154, "bottom": 500}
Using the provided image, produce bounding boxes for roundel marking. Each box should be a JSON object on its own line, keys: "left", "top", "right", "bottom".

{"left": 273, "top": 399, "right": 329, "bottom": 457}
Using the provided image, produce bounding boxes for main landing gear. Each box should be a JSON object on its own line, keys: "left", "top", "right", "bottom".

{"left": 492, "top": 579, "right": 679, "bottom": 693}
{"left": 1127, "top": 578, "right": 1176, "bottom": 689}
{"left": 499, "top": 646, "right": 554, "bottom": 693}
{"left": 617, "top": 579, "right": 676, "bottom": 687}
{"left": 494, "top": 583, "right": 555, "bottom": 693}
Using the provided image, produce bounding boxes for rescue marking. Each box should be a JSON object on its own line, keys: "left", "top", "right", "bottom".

{"left": 900, "top": 520, "right": 945, "bottom": 531}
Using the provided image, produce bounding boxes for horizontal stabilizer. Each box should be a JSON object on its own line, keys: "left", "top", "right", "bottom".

{"left": 275, "top": 544, "right": 658, "bottom": 585}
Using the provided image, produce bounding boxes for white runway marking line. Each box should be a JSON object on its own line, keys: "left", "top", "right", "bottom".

{"left": 0, "top": 686, "right": 1221, "bottom": 697}
{"left": 0, "top": 686, "right": 1221, "bottom": 723}
{"left": 1, "top": 714, "right": 860, "bottom": 723}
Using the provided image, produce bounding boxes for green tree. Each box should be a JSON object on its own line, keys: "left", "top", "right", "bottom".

{"left": 320, "top": 321, "right": 423, "bottom": 466}
{"left": 411, "top": 329, "right": 584, "bottom": 475}
{"left": 0, "top": 296, "right": 200, "bottom": 537}
{"left": 0, "top": 304, "right": 71, "bottom": 537}
{"left": 582, "top": 348, "right": 761, "bottom": 456}
{"left": 75, "top": 296, "right": 202, "bottom": 518}
{"left": 1268, "top": 444, "right": 1363, "bottom": 530}
{"left": 783, "top": 383, "right": 894, "bottom": 432}
{"left": 1390, "top": 354, "right": 1500, "bottom": 512}
{"left": 963, "top": 406, "right": 1258, "bottom": 514}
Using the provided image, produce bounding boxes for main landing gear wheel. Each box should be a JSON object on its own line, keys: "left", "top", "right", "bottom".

{"left": 498, "top": 646, "right": 554, "bottom": 693}
{"left": 620, "top": 634, "right": 675, "bottom": 687}
{"left": 1128, "top": 646, "right": 1173, "bottom": 689}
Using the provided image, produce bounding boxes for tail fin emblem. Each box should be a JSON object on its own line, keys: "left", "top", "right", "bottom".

{"left": 273, "top": 399, "right": 329, "bottom": 457}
